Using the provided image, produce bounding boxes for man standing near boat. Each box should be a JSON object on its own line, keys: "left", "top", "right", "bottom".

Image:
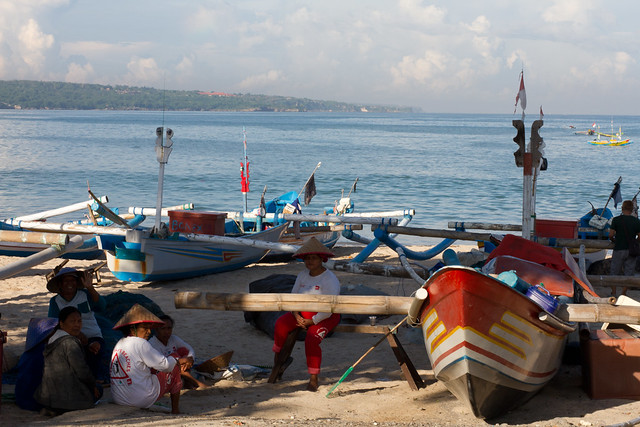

{"left": 608, "top": 200, "right": 640, "bottom": 296}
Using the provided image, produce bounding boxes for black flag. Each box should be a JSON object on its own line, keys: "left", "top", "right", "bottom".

{"left": 304, "top": 173, "right": 317, "bottom": 206}
{"left": 611, "top": 181, "right": 622, "bottom": 209}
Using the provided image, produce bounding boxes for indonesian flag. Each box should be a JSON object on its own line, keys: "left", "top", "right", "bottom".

{"left": 514, "top": 71, "right": 526, "bottom": 113}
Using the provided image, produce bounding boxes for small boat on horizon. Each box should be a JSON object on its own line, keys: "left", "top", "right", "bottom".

{"left": 588, "top": 122, "right": 632, "bottom": 146}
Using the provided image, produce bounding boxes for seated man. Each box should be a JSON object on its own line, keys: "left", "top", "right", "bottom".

{"left": 148, "top": 314, "right": 208, "bottom": 389}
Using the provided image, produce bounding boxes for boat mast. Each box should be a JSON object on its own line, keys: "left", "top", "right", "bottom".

{"left": 154, "top": 127, "right": 173, "bottom": 231}
{"left": 241, "top": 127, "right": 250, "bottom": 213}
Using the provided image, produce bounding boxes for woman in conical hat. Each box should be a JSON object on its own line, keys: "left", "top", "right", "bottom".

{"left": 110, "top": 304, "right": 191, "bottom": 414}
{"left": 272, "top": 237, "right": 341, "bottom": 392}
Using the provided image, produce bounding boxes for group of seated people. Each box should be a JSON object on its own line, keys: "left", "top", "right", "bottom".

{"left": 30, "top": 237, "right": 341, "bottom": 416}
{"left": 31, "top": 267, "right": 208, "bottom": 416}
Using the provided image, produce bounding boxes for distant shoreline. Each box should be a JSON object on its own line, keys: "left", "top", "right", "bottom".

{"left": 0, "top": 79, "right": 418, "bottom": 113}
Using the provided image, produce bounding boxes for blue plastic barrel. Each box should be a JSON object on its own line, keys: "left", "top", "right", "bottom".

{"left": 525, "top": 284, "right": 559, "bottom": 313}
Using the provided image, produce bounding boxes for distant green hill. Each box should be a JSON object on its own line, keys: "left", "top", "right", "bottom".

{"left": 0, "top": 80, "right": 415, "bottom": 113}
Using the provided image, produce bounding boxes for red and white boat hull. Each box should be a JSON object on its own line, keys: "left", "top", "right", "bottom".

{"left": 418, "top": 266, "right": 570, "bottom": 419}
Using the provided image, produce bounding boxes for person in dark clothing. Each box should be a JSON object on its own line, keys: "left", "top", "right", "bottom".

{"left": 608, "top": 199, "right": 640, "bottom": 296}
{"left": 35, "top": 306, "right": 102, "bottom": 416}
{"left": 47, "top": 267, "right": 108, "bottom": 382}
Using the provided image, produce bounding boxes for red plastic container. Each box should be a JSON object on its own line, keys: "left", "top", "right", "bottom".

{"left": 168, "top": 210, "right": 226, "bottom": 235}
{"left": 534, "top": 219, "right": 578, "bottom": 239}
{"left": 581, "top": 328, "right": 640, "bottom": 399}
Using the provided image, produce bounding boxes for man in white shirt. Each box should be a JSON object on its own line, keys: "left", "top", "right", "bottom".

{"left": 110, "top": 304, "right": 191, "bottom": 414}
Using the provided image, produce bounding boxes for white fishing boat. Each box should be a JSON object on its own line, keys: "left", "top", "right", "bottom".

{"left": 96, "top": 221, "right": 289, "bottom": 282}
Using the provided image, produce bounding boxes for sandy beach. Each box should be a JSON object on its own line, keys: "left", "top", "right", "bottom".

{"left": 1, "top": 243, "right": 640, "bottom": 427}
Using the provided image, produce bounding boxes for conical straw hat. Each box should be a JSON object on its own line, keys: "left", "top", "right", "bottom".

{"left": 292, "top": 237, "right": 335, "bottom": 259}
{"left": 112, "top": 303, "right": 164, "bottom": 330}
{"left": 195, "top": 350, "right": 234, "bottom": 374}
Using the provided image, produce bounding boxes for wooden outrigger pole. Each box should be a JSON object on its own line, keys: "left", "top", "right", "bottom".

{"left": 12, "top": 196, "right": 109, "bottom": 222}
{"left": 174, "top": 292, "right": 640, "bottom": 325}
{"left": 0, "top": 235, "right": 85, "bottom": 280}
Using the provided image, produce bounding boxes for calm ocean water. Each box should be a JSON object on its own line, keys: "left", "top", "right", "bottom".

{"left": 0, "top": 110, "right": 638, "bottom": 246}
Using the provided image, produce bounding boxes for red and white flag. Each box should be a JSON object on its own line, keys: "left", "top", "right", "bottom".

{"left": 514, "top": 71, "right": 526, "bottom": 114}
{"left": 539, "top": 105, "right": 544, "bottom": 119}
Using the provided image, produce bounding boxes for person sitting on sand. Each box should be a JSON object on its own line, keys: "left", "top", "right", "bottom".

{"left": 272, "top": 237, "right": 341, "bottom": 392}
{"left": 47, "top": 267, "right": 108, "bottom": 382}
{"left": 35, "top": 306, "right": 103, "bottom": 415}
{"left": 110, "top": 304, "right": 191, "bottom": 414}
{"left": 149, "top": 314, "right": 208, "bottom": 389}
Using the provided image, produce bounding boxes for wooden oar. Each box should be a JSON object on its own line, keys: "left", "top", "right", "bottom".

{"left": 325, "top": 317, "right": 407, "bottom": 397}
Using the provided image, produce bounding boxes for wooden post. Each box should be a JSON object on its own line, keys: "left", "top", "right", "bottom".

{"left": 523, "top": 152, "right": 534, "bottom": 240}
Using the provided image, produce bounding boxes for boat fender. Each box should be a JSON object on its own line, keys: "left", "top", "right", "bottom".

{"left": 496, "top": 270, "right": 530, "bottom": 293}
{"left": 442, "top": 249, "right": 460, "bottom": 266}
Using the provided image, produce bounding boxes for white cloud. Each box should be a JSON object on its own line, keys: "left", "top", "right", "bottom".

{"left": 238, "top": 70, "right": 283, "bottom": 91}
{"left": 391, "top": 50, "right": 449, "bottom": 86}
{"left": 506, "top": 50, "right": 527, "bottom": 70}
{"left": 542, "top": 0, "right": 599, "bottom": 25}
{"left": 124, "top": 57, "right": 162, "bottom": 86}
{"left": 467, "top": 15, "right": 490, "bottom": 34}
{"left": 65, "top": 62, "right": 94, "bottom": 83}
{"left": 397, "top": 0, "right": 446, "bottom": 26}
{"left": 18, "top": 18, "right": 54, "bottom": 70}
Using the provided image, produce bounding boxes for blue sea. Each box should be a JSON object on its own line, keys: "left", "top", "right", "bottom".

{"left": 0, "top": 110, "right": 638, "bottom": 246}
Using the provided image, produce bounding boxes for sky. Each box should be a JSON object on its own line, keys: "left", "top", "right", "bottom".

{"left": 0, "top": 0, "right": 638, "bottom": 115}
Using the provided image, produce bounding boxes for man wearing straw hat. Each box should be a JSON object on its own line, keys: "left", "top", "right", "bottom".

{"left": 110, "top": 304, "right": 191, "bottom": 414}
{"left": 272, "top": 237, "right": 341, "bottom": 392}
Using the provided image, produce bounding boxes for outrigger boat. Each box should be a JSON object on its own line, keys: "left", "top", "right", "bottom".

{"left": 0, "top": 197, "right": 147, "bottom": 260}
{"left": 588, "top": 122, "right": 632, "bottom": 146}
{"left": 96, "top": 221, "right": 290, "bottom": 282}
